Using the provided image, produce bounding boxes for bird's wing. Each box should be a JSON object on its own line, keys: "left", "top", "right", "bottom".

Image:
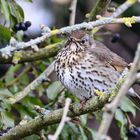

{"left": 88, "top": 41, "right": 128, "bottom": 72}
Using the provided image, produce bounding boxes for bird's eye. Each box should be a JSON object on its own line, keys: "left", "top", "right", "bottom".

{"left": 80, "top": 39, "right": 86, "bottom": 45}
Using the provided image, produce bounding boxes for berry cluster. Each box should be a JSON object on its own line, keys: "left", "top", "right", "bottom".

{"left": 14, "top": 21, "right": 31, "bottom": 31}
{"left": 127, "top": 126, "right": 140, "bottom": 138}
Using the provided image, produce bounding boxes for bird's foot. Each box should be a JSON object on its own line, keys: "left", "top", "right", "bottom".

{"left": 79, "top": 98, "right": 89, "bottom": 110}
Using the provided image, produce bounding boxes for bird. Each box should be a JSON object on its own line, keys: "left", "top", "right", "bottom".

{"left": 54, "top": 30, "right": 136, "bottom": 101}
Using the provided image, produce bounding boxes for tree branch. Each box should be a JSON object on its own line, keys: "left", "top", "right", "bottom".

{"left": 0, "top": 95, "right": 110, "bottom": 140}
{"left": 69, "top": 0, "right": 77, "bottom": 25}
{"left": 86, "top": 0, "right": 111, "bottom": 21}
{"left": 0, "top": 16, "right": 140, "bottom": 63}
{"left": 96, "top": 43, "right": 140, "bottom": 140}
{"left": 111, "top": 0, "right": 138, "bottom": 18}
{"left": 92, "top": 0, "right": 138, "bottom": 34}
{"left": 0, "top": 42, "right": 62, "bottom": 64}
{"left": 2, "top": 61, "right": 132, "bottom": 140}
{"left": 9, "top": 61, "right": 55, "bottom": 104}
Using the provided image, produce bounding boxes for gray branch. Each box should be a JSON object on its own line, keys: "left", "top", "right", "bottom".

{"left": 0, "top": 95, "right": 110, "bottom": 140}
{"left": 87, "top": 0, "right": 111, "bottom": 21}
{"left": 69, "top": 0, "right": 77, "bottom": 25}
{"left": 96, "top": 43, "right": 140, "bottom": 139}
{"left": 0, "top": 16, "right": 140, "bottom": 63}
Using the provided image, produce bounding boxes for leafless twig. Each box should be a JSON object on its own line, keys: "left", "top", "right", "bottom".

{"left": 69, "top": 0, "right": 77, "bottom": 25}
{"left": 48, "top": 98, "right": 71, "bottom": 140}
{"left": 9, "top": 61, "right": 55, "bottom": 104}
{"left": 92, "top": 0, "right": 138, "bottom": 34}
{"left": 96, "top": 43, "right": 140, "bottom": 140}
{"left": 87, "top": 0, "right": 111, "bottom": 21}
{"left": 111, "top": 0, "right": 138, "bottom": 18}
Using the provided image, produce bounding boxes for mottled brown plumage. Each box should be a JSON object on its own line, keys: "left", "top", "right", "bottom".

{"left": 54, "top": 31, "right": 128, "bottom": 100}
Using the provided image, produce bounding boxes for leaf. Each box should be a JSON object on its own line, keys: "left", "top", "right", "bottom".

{"left": 10, "top": 85, "right": 19, "bottom": 93}
{"left": 60, "top": 125, "right": 70, "bottom": 139}
{"left": 47, "top": 81, "right": 64, "bottom": 100}
{"left": 115, "top": 109, "right": 127, "bottom": 126}
{"left": 80, "top": 114, "right": 88, "bottom": 126}
{"left": 0, "top": 89, "right": 13, "bottom": 111}
{"left": 93, "top": 111, "right": 103, "bottom": 122}
{"left": 5, "top": 64, "right": 21, "bottom": 83}
{"left": 38, "top": 63, "right": 46, "bottom": 72}
{"left": 22, "top": 134, "right": 39, "bottom": 140}
{"left": 23, "top": 0, "right": 33, "bottom": 2}
{"left": 0, "top": 80, "right": 4, "bottom": 88}
{"left": 23, "top": 96, "right": 43, "bottom": 107}
{"left": 86, "top": 127, "right": 95, "bottom": 140}
{"left": 8, "top": 1, "right": 24, "bottom": 23}
{"left": 14, "top": 102, "right": 35, "bottom": 118}
{"left": 120, "top": 96, "right": 136, "bottom": 117}
{"left": 1, "top": 111, "right": 14, "bottom": 128}
{"left": 1, "top": 99, "right": 11, "bottom": 111}
{"left": 115, "top": 109, "right": 128, "bottom": 140}
{"left": 9, "top": 14, "right": 17, "bottom": 28}
{"left": 1, "top": 0, "right": 10, "bottom": 23}
{"left": 0, "top": 88, "right": 13, "bottom": 98}
{"left": 0, "top": 25, "right": 11, "bottom": 46}
{"left": 20, "top": 73, "right": 29, "bottom": 85}
{"left": 68, "top": 122, "right": 79, "bottom": 133}
{"left": 78, "top": 125, "right": 88, "bottom": 140}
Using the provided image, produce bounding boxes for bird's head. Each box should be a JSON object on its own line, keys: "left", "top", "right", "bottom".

{"left": 66, "top": 30, "right": 94, "bottom": 52}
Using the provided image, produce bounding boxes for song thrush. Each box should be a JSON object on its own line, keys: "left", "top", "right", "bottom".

{"left": 54, "top": 31, "right": 128, "bottom": 100}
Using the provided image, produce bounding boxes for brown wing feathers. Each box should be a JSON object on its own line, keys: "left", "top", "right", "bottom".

{"left": 89, "top": 41, "right": 128, "bottom": 72}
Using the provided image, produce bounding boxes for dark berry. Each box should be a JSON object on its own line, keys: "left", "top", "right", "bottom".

{"left": 20, "top": 22, "right": 27, "bottom": 31}
{"left": 127, "top": 128, "right": 139, "bottom": 138}
{"left": 111, "top": 33, "right": 120, "bottom": 43}
{"left": 25, "top": 21, "right": 31, "bottom": 28}
{"left": 134, "top": 127, "right": 140, "bottom": 134}
{"left": 23, "top": 32, "right": 29, "bottom": 39}
{"left": 14, "top": 23, "right": 21, "bottom": 31}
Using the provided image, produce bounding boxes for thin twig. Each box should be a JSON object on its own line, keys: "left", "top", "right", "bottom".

{"left": 69, "top": 0, "right": 77, "bottom": 25}
{"left": 9, "top": 61, "right": 55, "bottom": 104}
{"left": 92, "top": 0, "right": 138, "bottom": 34}
{"left": 48, "top": 98, "right": 71, "bottom": 140}
{"left": 96, "top": 43, "right": 140, "bottom": 140}
{"left": 125, "top": 113, "right": 132, "bottom": 126}
{"left": 5, "top": 65, "right": 32, "bottom": 87}
{"left": 87, "top": 0, "right": 111, "bottom": 21}
{"left": 111, "top": 0, "right": 137, "bottom": 18}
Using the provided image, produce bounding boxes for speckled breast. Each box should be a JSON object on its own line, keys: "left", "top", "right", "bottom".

{"left": 54, "top": 52, "right": 121, "bottom": 100}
